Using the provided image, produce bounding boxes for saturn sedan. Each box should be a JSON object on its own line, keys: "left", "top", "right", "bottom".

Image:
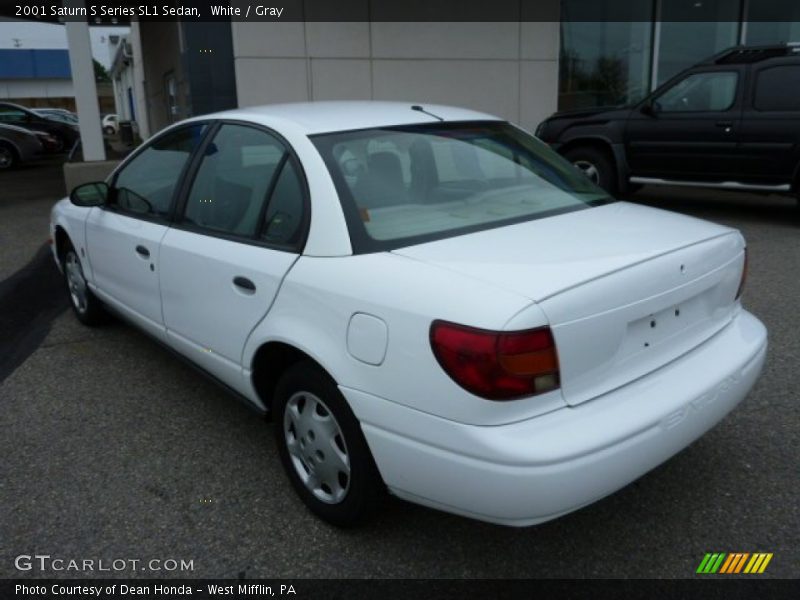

{"left": 49, "top": 102, "right": 767, "bottom": 527}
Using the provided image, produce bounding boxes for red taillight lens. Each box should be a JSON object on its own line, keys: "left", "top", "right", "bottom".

{"left": 735, "top": 248, "right": 748, "bottom": 300}
{"left": 430, "top": 320, "right": 560, "bottom": 400}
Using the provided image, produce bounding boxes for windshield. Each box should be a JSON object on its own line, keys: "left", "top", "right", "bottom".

{"left": 311, "top": 121, "right": 613, "bottom": 253}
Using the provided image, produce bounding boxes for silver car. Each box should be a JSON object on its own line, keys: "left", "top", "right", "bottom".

{"left": 0, "top": 123, "right": 44, "bottom": 169}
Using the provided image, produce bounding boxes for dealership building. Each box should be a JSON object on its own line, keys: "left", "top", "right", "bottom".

{"left": 4, "top": 0, "right": 800, "bottom": 163}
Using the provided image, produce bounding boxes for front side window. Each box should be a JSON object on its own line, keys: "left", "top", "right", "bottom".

{"left": 182, "top": 123, "right": 306, "bottom": 246}
{"left": 312, "top": 121, "right": 613, "bottom": 253}
{"left": 112, "top": 123, "right": 207, "bottom": 218}
{"left": 655, "top": 71, "right": 738, "bottom": 113}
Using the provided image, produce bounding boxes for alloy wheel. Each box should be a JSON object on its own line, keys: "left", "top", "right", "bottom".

{"left": 0, "top": 146, "right": 13, "bottom": 169}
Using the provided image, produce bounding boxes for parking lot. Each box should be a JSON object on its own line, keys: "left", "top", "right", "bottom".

{"left": 0, "top": 160, "right": 797, "bottom": 579}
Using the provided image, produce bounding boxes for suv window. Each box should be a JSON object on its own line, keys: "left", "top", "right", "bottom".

{"left": 655, "top": 71, "right": 738, "bottom": 112}
{"left": 182, "top": 123, "right": 305, "bottom": 245}
{"left": 754, "top": 65, "right": 800, "bottom": 111}
{"left": 112, "top": 124, "right": 207, "bottom": 218}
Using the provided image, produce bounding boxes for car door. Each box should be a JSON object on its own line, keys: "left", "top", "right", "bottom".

{"left": 625, "top": 68, "right": 744, "bottom": 180}
{"left": 737, "top": 59, "right": 800, "bottom": 186}
{"left": 85, "top": 123, "right": 209, "bottom": 341}
{"left": 158, "top": 122, "right": 307, "bottom": 391}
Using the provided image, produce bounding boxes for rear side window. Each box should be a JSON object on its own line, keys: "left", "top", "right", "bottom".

{"left": 754, "top": 66, "right": 800, "bottom": 111}
{"left": 182, "top": 123, "right": 306, "bottom": 247}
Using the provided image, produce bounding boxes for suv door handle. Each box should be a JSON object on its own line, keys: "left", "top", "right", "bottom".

{"left": 233, "top": 276, "right": 256, "bottom": 292}
{"left": 135, "top": 245, "right": 150, "bottom": 258}
{"left": 715, "top": 121, "right": 733, "bottom": 127}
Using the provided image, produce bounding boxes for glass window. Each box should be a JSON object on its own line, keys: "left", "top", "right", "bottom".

{"left": 745, "top": 0, "right": 800, "bottom": 45}
{"left": 113, "top": 124, "right": 206, "bottom": 218}
{"left": 182, "top": 124, "right": 288, "bottom": 238}
{"left": 655, "top": 71, "right": 738, "bottom": 112}
{"left": 656, "top": 1, "right": 739, "bottom": 86}
{"left": 312, "top": 122, "right": 613, "bottom": 253}
{"left": 0, "top": 105, "right": 30, "bottom": 125}
{"left": 559, "top": 1, "right": 653, "bottom": 109}
{"left": 754, "top": 66, "right": 800, "bottom": 111}
{"left": 261, "top": 161, "right": 305, "bottom": 245}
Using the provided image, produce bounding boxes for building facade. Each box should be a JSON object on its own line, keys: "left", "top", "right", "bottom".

{"left": 127, "top": 0, "right": 800, "bottom": 143}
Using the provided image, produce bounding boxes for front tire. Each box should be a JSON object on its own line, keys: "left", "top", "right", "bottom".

{"left": 273, "top": 361, "right": 383, "bottom": 526}
{"left": 564, "top": 146, "right": 618, "bottom": 194}
{"left": 63, "top": 247, "right": 106, "bottom": 326}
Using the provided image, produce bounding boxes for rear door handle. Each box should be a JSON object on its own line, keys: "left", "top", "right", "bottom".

{"left": 233, "top": 276, "right": 256, "bottom": 292}
{"left": 715, "top": 121, "right": 733, "bottom": 127}
{"left": 135, "top": 245, "right": 150, "bottom": 258}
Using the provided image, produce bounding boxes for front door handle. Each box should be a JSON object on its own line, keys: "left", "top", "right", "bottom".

{"left": 135, "top": 245, "right": 150, "bottom": 258}
{"left": 233, "top": 276, "right": 256, "bottom": 292}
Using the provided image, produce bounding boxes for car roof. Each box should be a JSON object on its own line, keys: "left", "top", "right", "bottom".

{"left": 196, "top": 101, "right": 502, "bottom": 135}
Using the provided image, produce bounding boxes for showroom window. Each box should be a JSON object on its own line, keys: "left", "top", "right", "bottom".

{"left": 559, "top": 0, "right": 800, "bottom": 110}
{"left": 559, "top": 1, "right": 654, "bottom": 110}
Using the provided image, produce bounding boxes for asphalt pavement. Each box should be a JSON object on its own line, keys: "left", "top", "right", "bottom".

{"left": 0, "top": 162, "right": 797, "bottom": 579}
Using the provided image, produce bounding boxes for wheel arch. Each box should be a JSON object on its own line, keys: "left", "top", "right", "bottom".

{"left": 557, "top": 136, "right": 630, "bottom": 193}
{"left": 250, "top": 340, "right": 338, "bottom": 414}
{"left": 54, "top": 224, "right": 71, "bottom": 265}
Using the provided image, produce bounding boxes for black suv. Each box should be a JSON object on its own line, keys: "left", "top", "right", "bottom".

{"left": 537, "top": 44, "right": 800, "bottom": 200}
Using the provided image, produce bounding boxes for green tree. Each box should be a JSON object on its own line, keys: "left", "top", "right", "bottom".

{"left": 93, "top": 59, "right": 110, "bottom": 83}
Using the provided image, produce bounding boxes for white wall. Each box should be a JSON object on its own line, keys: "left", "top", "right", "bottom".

{"left": 0, "top": 79, "right": 74, "bottom": 99}
{"left": 231, "top": 21, "right": 560, "bottom": 132}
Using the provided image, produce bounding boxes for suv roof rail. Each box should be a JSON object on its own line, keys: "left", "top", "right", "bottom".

{"left": 707, "top": 43, "right": 800, "bottom": 65}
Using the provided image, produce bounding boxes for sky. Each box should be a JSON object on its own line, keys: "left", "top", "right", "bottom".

{"left": 0, "top": 19, "right": 129, "bottom": 68}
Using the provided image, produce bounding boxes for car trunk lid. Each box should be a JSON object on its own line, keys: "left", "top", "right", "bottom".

{"left": 393, "top": 202, "right": 745, "bottom": 405}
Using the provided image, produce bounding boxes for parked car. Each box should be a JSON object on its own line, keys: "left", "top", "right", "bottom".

{"left": 0, "top": 102, "right": 79, "bottom": 153}
{"left": 0, "top": 123, "right": 44, "bottom": 169}
{"left": 536, "top": 43, "right": 800, "bottom": 201}
{"left": 102, "top": 113, "right": 119, "bottom": 135}
{"left": 50, "top": 102, "right": 766, "bottom": 527}
{"left": 33, "top": 108, "right": 79, "bottom": 125}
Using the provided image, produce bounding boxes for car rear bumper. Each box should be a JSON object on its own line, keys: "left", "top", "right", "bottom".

{"left": 342, "top": 309, "right": 767, "bottom": 526}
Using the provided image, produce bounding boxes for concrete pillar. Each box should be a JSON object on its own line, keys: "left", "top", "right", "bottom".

{"left": 64, "top": 1, "right": 105, "bottom": 161}
{"left": 130, "top": 20, "right": 151, "bottom": 139}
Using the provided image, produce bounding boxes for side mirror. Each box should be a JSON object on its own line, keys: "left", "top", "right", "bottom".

{"left": 640, "top": 102, "right": 656, "bottom": 117}
{"left": 70, "top": 181, "right": 109, "bottom": 207}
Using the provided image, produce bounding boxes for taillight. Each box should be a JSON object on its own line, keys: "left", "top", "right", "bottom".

{"left": 735, "top": 248, "right": 748, "bottom": 300}
{"left": 430, "top": 320, "right": 560, "bottom": 400}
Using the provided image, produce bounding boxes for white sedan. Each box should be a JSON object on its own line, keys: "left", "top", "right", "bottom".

{"left": 50, "top": 102, "right": 767, "bottom": 527}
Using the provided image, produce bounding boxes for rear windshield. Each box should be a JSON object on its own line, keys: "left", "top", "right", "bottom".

{"left": 311, "top": 121, "right": 614, "bottom": 253}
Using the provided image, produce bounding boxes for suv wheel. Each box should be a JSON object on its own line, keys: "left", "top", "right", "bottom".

{"left": 564, "top": 147, "right": 618, "bottom": 194}
{"left": 273, "top": 361, "right": 383, "bottom": 526}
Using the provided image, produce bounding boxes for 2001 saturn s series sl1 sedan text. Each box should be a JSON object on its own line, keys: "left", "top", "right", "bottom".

{"left": 50, "top": 102, "right": 767, "bottom": 527}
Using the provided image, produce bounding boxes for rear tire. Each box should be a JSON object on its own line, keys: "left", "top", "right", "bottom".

{"left": 564, "top": 146, "right": 618, "bottom": 195}
{"left": 273, "top": 361, "right": 383, "bottom": 527}
{"left": 62, "top": 245, "right": 106, "bottom": 326}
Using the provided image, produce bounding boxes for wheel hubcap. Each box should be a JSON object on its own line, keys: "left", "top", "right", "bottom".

{"left": 573, "top": 160, "right": 600, "bottom": 184}
{"left": 0, "top": 148, "right": 11, "bottom": 168}
{"left": 283, "top": 392, "right": 350, "bottom": 504}
{"left": 65, "top": 253, "right": 88, "bottom": 313}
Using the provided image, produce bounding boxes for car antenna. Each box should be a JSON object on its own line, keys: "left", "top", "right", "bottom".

{"left": 411, "top": 105, "right": 444, "bottom": 121}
